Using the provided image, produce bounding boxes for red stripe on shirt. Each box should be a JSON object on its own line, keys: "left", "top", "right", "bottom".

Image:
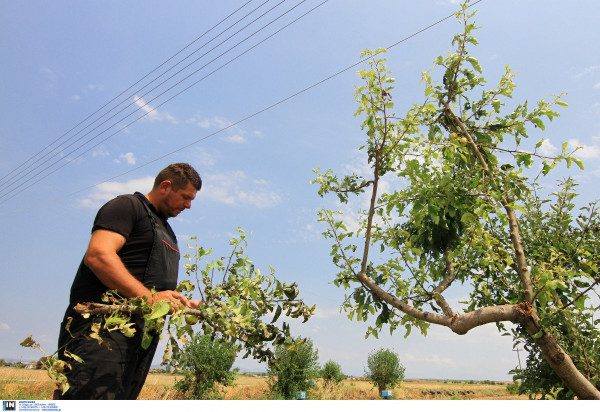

{"left": 162, "top": 239, "right": 179, "bottom": 253}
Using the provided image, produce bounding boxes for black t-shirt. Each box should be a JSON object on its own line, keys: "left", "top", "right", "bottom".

{"left": 68, "top": 193, "right": 176, "bottom": 305}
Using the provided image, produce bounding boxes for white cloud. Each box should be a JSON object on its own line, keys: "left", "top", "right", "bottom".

{"left": 41, "top": 67, "right": 61, "bottom": 90}
{"left": 539, "top": 138, "right": 558, "bottom": 156}
{"left": 187, "top": 114, "right": 257, "bottom": 144}
{"left": 223, "top": 134, "right": 246, "bottom": 143}
{"left": 568, "top": 138, "right": 600, "bottom": 159}
{"left": 86, "top": 84, "right": 104, "bottom": 93}
{"left": 593, "top": 82, "right": 600, "bottom": 89}
{"left": 202, "top": 171, "right": 282, "bottom": 208}
{"left": 92, "top": 148, "right": 110, "bottom": 158}
{"left": 192, "top": 147, "right": 219, "bottom": 167}
{"left": 0, "top": 322, "right": 11, "bottom": 331}
{"left": 538, "top": 137, "right": 600, "bottom": 160}
{"left": 115, "top": 152, "right": 137, "bottom": 165}
{"left": 312, "top": 306, "right": 342, "bottom": 319}
{"left": 79, "top": 176, "right": 154, "bottom": 208}
{"left": 574, "top": 64, "right": 600, "bottom": 79}
{"left": 133, "top": 95, "right": 178, "bottom": 124}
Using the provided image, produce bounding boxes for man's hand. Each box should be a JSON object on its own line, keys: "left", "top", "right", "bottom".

{"left": 150, "top": 290, "right": 189, "bottom": 312}
{"left": 186, "top": 299, "right": 203, "bottom": 309}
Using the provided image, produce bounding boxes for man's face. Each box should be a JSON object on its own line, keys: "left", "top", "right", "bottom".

{"left": 160, "top": 181, "right": 197, "bottom": 218}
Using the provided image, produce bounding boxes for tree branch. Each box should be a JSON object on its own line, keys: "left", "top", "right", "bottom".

{"left": 74, "top": 302, "right": 203, "bottom": 317}
{"left": 357, "top": 271, "right": 600, "bottom": 399}
{"left": 428, "top": 248, "right": 456, "bottom": 317}
{"left": 443, "top": 104, "right": 535, "bottom": 304}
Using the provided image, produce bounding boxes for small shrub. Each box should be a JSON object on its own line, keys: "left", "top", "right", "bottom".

{"left": 267, "top": 337, "right": 320, "bottom": 399}
{"left": 364, "top": 348, "right": 405, "bottom": 394}
{"left": 174, "top": 334, "right": 237, "bottom": 400}
{"left": 320, "top": 360, "right": 344, "bottom": 388}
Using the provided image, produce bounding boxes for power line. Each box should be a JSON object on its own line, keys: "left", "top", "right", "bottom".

{"left": 0, "top": 0, "right": 279, "bottom": 196}
{"left": 0, "top": 0, "right": 314, "bottom": 201}
{"left": 0, "top": 0, "right": 324, "bottom": 206}
{"left": 0, "top": 0, "right": 484, "bottom": 215}
{"left": 0, "top": 0, "right": 258, "bottom": 187}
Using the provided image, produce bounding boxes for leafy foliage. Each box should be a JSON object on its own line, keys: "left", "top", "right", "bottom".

{"left": 174, "top": 334, "right": 237, "bottom": 400}
{"left": 267, "top": 337, "right": 320, "bottom": 399}
{"left": 320, "top": 360, "right": 345, "bottom": 388}
{"left": 22, "top": 228, "right": 315, "bottom": 395}
{"left": 364, "top": 348, "right": 405, "bottom": 393}
{"left": 312, "top": 0, "right": 599, "bottom": 399}
{"left": 20, "top": 335, "right": 79, "bottom": 395}
{"left": 506, "top": 180, "right": 600, "bottom": 398}
{"left": 163, "top": 228, "right": 315, "bottom": 371}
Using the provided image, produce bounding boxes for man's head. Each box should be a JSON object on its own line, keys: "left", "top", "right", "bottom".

{"left": 148, "top": 163, "right": 201, "bottom": 218}
{"left": 153, "top": 163, "right": 202, "bottom": 192}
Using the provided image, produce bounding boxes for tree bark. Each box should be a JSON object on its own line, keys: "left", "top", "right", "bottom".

{"left": 356, "top": 272, "right": 600, "bottom": 399}
{"left": 73, "top": 302, "right": 203, "bottom": 317}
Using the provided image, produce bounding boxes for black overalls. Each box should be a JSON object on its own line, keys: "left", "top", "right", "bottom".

{"left": 54, "top": 194, "right": 179, "bottom": 400}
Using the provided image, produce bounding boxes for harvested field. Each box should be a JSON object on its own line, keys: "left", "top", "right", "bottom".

{"left": 0, "top": 367, "right": 526, "bottom": 400}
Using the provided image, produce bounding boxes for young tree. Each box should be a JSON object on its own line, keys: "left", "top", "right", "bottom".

{"left": 320, "top": 360, "right": 345, "bottom": 388}
{"left": 364, "top": 348, "right": 405, "bottom": 394}
{"left": 23, "top": 228, "right": 316, "bottom": 395}
{"left": 174, "top": 334, "right": 237, "bottom": 399}
{"left": 313, "top": 1, "right": 600, "bottom": 400}
{"left": 268, "top": 337, "right": 320, "bottom": 399}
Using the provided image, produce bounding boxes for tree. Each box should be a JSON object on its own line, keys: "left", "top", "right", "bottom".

{"left": 268, "top": 337, "right": 320, "bottom": 399}
{"left": 320, "top": 360, "right": 345, "bottom": 388}
{"left": 174, "top": 334, "right": 237, "bottom": 399}
{"left": 364, "top": 348, "right": 405, "bottom": 394}
{"left": 507, "top": 180, "right": 600, "bottom": 399}
{"left": 22, "top": 228, "right": 316, "bottom": 395}
{"left": 313, "top": 1, "right": 600, "bottom": 399}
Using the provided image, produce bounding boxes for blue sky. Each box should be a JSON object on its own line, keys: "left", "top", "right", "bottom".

{"left": 1, "top": 0, "right": 599, "bottom": 380}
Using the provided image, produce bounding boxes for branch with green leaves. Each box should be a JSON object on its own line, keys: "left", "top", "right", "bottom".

{"left": 22, "top": 228, "right": 315, "bottom": 395}
{"left": 312, "top": 0, "right": 599, "bottom": 399}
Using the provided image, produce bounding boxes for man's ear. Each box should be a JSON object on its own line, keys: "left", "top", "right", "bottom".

{"left": 158, "top": 180, "right": 172, "bottom": 193}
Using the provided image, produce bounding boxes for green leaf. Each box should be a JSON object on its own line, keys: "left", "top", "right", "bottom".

{"left": 509, "top": 203, "right": 528, "bottom": 215}
{"left": 492, "top": 99, "right": 501, "bottom": 113}
{"left": 145, "top": 300, "right": 171, "bottom": 320}
{"left": 63, "top": 350, "right": 84, "bottom": 363}
{"left": 141, "top": 333, "right": 154, "bottom": 350}
{"left": 571, "top": 157, "right": 584, "bottom": 170}
{"left": 466, "top": 56, "right": 482, "bottom": 73}
{"left": 531, "top": 117, "right": 545, "bottom": 130}
{"left": 272, "top": 305, "right": 283, "bottom": 323}
{"left": 20, "top": 335, "right": 39, "bottom": 348}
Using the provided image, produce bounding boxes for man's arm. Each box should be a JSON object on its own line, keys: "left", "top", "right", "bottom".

{"left": 84, "top": 229, "right": 189, "bottom": 310}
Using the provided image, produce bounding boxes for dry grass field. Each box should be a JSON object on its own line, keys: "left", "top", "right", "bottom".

{"left": 0, "top": 367, "right": 527, "bottom": 400}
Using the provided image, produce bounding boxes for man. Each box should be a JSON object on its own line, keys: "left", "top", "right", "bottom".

{"left": 54, "top": 163, "right": 202, "bottom": 399}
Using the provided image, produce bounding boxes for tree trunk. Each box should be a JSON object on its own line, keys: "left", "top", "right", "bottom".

{"left": 357, "top": 272, "right": 600, "bottom": 399}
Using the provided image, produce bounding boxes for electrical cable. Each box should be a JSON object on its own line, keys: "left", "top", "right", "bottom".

{"left": 0, "top": 0, "right": 484, "bottom": 215}
{"left": 0, "top": 0, "right": 258, "bottom": 187}
{"left": 0, "top": 0, "right": 280, "bottom": 195}
{"left": 0, "top": 0, "right": 322, "bottom": 205}
{"left": 0, "top": 0, "right": 318, "bottom": 201}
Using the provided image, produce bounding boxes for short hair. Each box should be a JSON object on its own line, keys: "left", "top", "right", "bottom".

{"left": 153, "top": 163, "right": 202, "bottom": 191}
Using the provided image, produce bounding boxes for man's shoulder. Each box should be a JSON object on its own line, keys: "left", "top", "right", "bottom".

{"left": 102, "top": 193, "right": 146, "bottom": 210}
{"left": 93, "top": 193, "right": 147, "bottom": 235}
